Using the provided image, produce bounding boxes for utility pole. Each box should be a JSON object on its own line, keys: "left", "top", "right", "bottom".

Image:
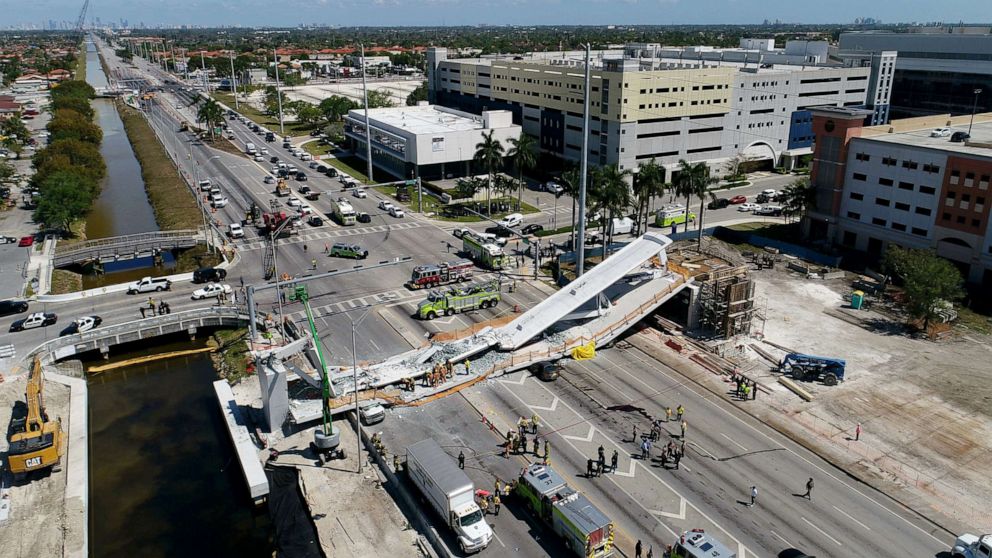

{"left": 361, "top": 43, "right": 374, "bottom": 183}
{"left": 199, "top": 50, "right": 208, "bottom": 92}
{"left": 576, "top": 44, "right": 591, "bottom": 277}
{"left": 229, "top": 53, "right": 239, "bottom": 110}
{"left": 273, "top": 49, "right": 285, "bottom": 135}
{"left": 968, "top": 88, "right": 983, "bottom": 136}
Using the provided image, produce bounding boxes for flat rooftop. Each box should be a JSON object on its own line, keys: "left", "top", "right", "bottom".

{"left": 860, "top": 119, "right": 992, "bottom": 159}
{"left": 357, "top": 105, "right": 488, "bottom": 135}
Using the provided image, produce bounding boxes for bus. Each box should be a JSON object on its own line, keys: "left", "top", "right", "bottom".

{"left": 655, "top": 205, "right": 696, "bottom": 228}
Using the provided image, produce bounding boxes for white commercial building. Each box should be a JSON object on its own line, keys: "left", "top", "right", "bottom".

{"left": 344, "top": 103, "right": 521, "bottom": 180}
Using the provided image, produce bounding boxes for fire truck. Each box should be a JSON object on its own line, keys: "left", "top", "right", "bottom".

{"left": 257, "top": 211, "right": 297, "bottom": 238}
{"left": 405, "top": 259, "right": 474, "bottom": 290}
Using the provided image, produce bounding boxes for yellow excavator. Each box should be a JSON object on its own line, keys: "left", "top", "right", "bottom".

{"left": 7, "top": 358, "right": 65, "bottom": 479}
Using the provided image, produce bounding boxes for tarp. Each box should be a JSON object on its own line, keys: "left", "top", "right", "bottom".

{"left": 266, "top": 465, "right": 324, "bottom": 558}
{"left": 571, "top": 341, "right": 596, "bottom": 360}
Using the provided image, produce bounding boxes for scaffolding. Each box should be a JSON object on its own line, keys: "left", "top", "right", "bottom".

{"left": 698, "top": 263, "right": 755, "bottom": 339}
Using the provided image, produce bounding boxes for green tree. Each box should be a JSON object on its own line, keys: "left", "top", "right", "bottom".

{"left": 883, "top": 246, "right": 964, "bottom": 331}
{"left": 318, "top": 95, "right": 358, "bottom": 126}
{"left": 597, "top": 164, "right": 632, "bottom": 255}
{"left": 633, "top": 158, "right": 665, "bottom": 235}
{"left": 559, "top": 166, "right": 581, "bottom": 248}
{"left": 1, "top": 117, "right": 31, "bottom": 144}
{"left": 455, "top": 176, "right": 484, "bottom": 200}
{"left": 0, "top": 160, "right": 14, "bottom": 182}
{"left": 406, "top": 83, "right": 428, "bottom": 106}
{"left": 32, "top": 139, "right": 106, "bottom": 191}
{"left": 115, "top": 48, "right": 133, "bottom": 62}
{"left": 473, "top": 130, "right": 504, "bottom": 215}
{"left": 32, "top": 170, "right": 95, "bottom": 232}
{"left": 673, "top": 159, "right": 717, "bottom": 244}
{"left": 365, "top": 89, "right": 395, "bottom": 109}
{"left": 293, "top": 102, "right": 322, "bottom": 126}
{"left": 47, "top": 109, "right": 103, "bottom": 144}
{"left": 195, "top": 98, "right": 225, "bottom": 140}
{"left": 51, "top": 96, "right": 94, "bottom": 120}
{"left": 50, "top": 80, "right": 95, "bottom": 102}
{"left": 781, "top": 176, "right": 815, "bottom": 224}
{"left": 264, "top": 86, "right": 289, "bottom": 117}
{"left": 506, "top": 133, "right": 536, "bottom": 211}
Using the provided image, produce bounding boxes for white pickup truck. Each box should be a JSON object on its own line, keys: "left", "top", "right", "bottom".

{"left": 952, "top": 534, "right": 992, "bottom": 558}
{"left": 127, "top": 276, "right": 172, "bottom": 294}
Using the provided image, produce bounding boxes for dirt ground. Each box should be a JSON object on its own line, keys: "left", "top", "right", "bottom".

{"left": 0, "top": 375, "right": 70, "bottom": 558}
{"left": 743, "top": 264, "right": 992, "bottom": 533}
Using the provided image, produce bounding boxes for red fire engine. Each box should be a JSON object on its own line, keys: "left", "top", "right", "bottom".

{"left": 406, "top": 259, "right": 474, "bottom": 289}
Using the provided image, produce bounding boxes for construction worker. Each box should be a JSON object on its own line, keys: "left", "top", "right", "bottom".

{"left": 311, "top": 258, "right": 317, "bottom": 270}
{"left": 531, "top": 414, "right": 539, "bottom": 434}
{"left": 464, "top": 359, "right": 471, "bottom": 375}
{"left": 677, "top": 404, "right": 685, "bottom": 421}
{"left": 543, "top": 440, "right": 550, "bottom": 465}
{"left": 681, "top": 420, "right": 688, "bottom": 439}
{"left": 393, "top": 454, "right": 401, "bottom": 472}
{"left": 665, "top": 407, "right": 673, "bottom": 422}
{"left": 493, "top": 493, "right": 501, "bottom": 516}
{"left": 495, "top": 479, "right": 502, "bottom": 494}
{"left": 517, "top": 416, "right": 527, "bottom": 435}
{"left": 742, "top": 383, "right": 751, "bottom": 400}
{"left": 458, "top": 451, "right": 465, "bottom": 469}
{"left": 480, "top": 495, "right": 489, "bottom": 515}
{"left": 519, "top": 432, "right": 528, "bottom": 454}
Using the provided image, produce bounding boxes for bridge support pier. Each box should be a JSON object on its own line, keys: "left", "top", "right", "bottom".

{"left": 188, "top": 326, "right": 198, "bottom": 341}
{"left": 100, "top": 345, "right": 110, "bottom": 360}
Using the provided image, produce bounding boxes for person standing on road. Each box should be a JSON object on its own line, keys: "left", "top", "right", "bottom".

{"left": 597, "top": 445, "right": 605, "bottom": 470}
{"left": 611, "top": 449, "right": 618, "bottom": 473}
{"left": 646, "top": 545, "right": 653, "bottom": 558}
{"left": 803, "top": 477, "right": 814, "bottom": 500}
{"left": 532, "top": 437, "right": 539, "bottom": 456}
{"left": 681, "top": 420, "right": 687, "bottom": 439}
{"left": 587, "top": 458, "right": 595, "bottom": 478}
{"left": 641, "top": 438, "right": 651, "bottom": 460}
{"left": 855, "top": 422, "right": 862, "bottom": 441}
{"left": 311, "top": 258, "right": 317, "bottom": 270}
{"left": 493, "top": 493, "right": 501, "bottom": 516}
{"left": 665, "top": 407, "right": 673, "bottom": 422}
{"left": 635, "top": 540, "right": 642, "bottom": 558}
{"left": 677, "top": 404, "right": 685, "bottom": 421}
{"left": 458, "top": 450, "right": 465, "bottom": 469}
{"left": 749, "top": 485, "right": 758, "bottom": 507}
{"left": 543, "top": 440, "right": 550, "bottom": 465}
{"left": 632, "top": 424, "right": 638, "bottom": 443}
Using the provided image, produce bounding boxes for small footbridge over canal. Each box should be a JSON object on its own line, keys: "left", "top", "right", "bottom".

{"left": 27, "top": 306, "right": 254, "bottom": 365}
{"left": 53, "top": 229, "right": 205, "bottom": 268}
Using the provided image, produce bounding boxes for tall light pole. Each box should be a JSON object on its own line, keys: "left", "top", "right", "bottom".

{"left": 347, "top": 307, "right": 373, "bottom": 473}
{"left": 229, "top": 53, "right": 239, "bottom": 110}
{"left": 360, "top": 44, "right": 374, "bottom": 183}
{"left": 273, "top": 49, "right": 285, "bottom": 135}
{"left": 968, "top": 88, "right": 983, "bottom": 136}
{"left": 199, "top": 50, "right": 208, "bottom": 92}
{"left": 576, "top": 44, "right": 592, "bottom": 277}
{"left": 193, "top": 154, "right": 221, "bottom": 254}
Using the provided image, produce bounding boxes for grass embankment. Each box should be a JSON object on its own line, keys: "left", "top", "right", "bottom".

{"left": 115, "top": 100, "right": 202, "bottom": 230}
{"left": 49, "top": 270, "right": 83, "bottom": 294}
{"left": 433, "top": 198, "right": 542, "bottom": 223}
{"left": 75, "top": 40, "right": 86, "bottom": 80}
{"left": 209, "top": 327, "right": 252, "bottom": 384}
{"left": 325, "top": 155, "right": 371, "bottom": 184}
{"left": 212, "top": 92, "right": 316, "bottom": 136}
{"left": 303, "top": 141, "right": 335, "bottom": 158}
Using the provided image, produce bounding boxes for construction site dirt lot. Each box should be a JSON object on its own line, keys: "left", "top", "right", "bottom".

{"left": 733, "top": 264, "right": 992, "bottom": 533}
{"left": 0, "top": 376, "right": 72, "bottom": 558}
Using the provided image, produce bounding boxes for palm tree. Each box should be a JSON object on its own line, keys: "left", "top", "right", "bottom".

{"left": 507, "top": 133, "right": 537, "bottom": 211}
{"left": 633, "top": 159, "right": 665, "bottom": 235}
{"left": 690, "top": 165, "right": 719, "bottom": 249}
{"left": 196, "top": 98, "right": 224, "bottom": 140}
{"left": 597, "top": 164, "right": 632, "bottom": 257}
{"left": 781, "top": 176, "right": 815, "bottom": 224}
{"left": 559, "top": 166, "right": 580, "bottom": 248}
{"left": 473, "top": 130, "right": 505, "bottom": 215}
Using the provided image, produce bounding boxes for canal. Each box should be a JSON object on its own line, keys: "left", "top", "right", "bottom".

{"left": 82, "top": 38, "right": 173, "bottom": 288}
{"left": 87, "top": 337, "right": 272, "bottom": 558}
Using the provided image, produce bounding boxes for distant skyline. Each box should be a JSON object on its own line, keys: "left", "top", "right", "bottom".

{"left": 5, "top": 0, "right": 990, "bottom": 29}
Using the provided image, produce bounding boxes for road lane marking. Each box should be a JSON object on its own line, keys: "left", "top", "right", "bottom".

{"left": 832, "top": 505, "right": 871, "bottom": 530}
{"left": 801, "top": 516, "right": 843, "bottom": 546}
{"left": 720, "top": 432, "right": 749, "bottom": 452}
{"left": 689, "top": 441, "right": 716, "bottom": 460}
{"left": 561, "top": 424, "right": 596, "bottom": 443}
{"left": 770, "top": 530, "right": 793, "bottom": 548}
{"left": 648, "top": 497, "right": 686, "bottom": 520}
{"left": 530, "top": 396, "right": 559, "bottom": 412}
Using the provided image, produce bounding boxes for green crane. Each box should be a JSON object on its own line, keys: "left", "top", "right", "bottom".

{"left": 291, "top": 284, "right": 340, "bottom": 456}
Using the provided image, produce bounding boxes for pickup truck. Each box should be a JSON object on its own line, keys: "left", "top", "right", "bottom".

{"left": 406, "top": 439, "right": 493, "bottom": 553}
{"left": 127, "top": 277, "right": 172, "bottom": 294}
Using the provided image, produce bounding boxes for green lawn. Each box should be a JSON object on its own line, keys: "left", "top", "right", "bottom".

{"left": 211, "top": 92, "right": 317, "bottom": 136}
{"left": 432, "top": 197, "right": 542, "bottom": 223}
{"left": 373, "top": 185, "right": 444, "bottom": 213}
{"left": 303, "top": 141, "right": 335, "bottom": 157}
{"left": 325, "top": 156, "right": 371, "bottom": 184}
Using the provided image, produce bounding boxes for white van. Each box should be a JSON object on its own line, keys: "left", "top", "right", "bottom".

{"left": 498, "top": 213, "right": 523, "bottom": 228}
{"left": 245, "top": 142, "right": 257, "bottom": 155}
{"left": 228, "top": 223, "right": 244, "bottom": 238}
{"left": 610, "top": 216, "right": 634, "bottom": 235}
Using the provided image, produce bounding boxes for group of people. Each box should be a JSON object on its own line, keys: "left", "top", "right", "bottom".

{"left": 659, "top": 440, "right": 685, "bottom": 469}
{"left": 139, "top": 297, "right": 171, "bottom": 318}
{"left": 423, "top": 360, "right": 454, "bottom": 388}
{"left": 586, "top": 444, "right": 620, "bottom": 477}
{"left": 732, "top": 373, "right": 757, "bottom": 400}
{"left": 477, "top": 478, "right": 515, "bottom": 516}
{"left": 503, "top": 415, "right": 549, "bottom": 463}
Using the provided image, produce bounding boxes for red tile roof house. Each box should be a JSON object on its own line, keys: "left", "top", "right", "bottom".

{"left": 0, "top": 99, "right": 22, "bottom": 119}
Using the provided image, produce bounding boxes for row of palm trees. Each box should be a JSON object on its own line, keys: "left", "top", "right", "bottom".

{"left": 472, "top": 130, "right": 537, "bottom": 214}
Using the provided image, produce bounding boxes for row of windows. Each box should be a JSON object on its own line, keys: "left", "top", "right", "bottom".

{"left": 942, "top": 213, "right": 983, "bottom": 228}
{"left": 868, "top": 154, "right": 941, "bottom": 174}
{"left": 949, "top": 170, "right": 992, "bottom": 189}
{"left": 945, "top": 191, "right": 987, "bottom": 213}
{"left": 849, "top": 191, "right": 934, "bottom": 216}
{"left": 846, "top": 211, "right": 928, "bottom": 236}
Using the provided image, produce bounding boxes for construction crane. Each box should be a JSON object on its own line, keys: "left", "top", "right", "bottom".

{"left": 75, "top": 0, "right": 90, "bottom": 36}
{"left": 7, "top": 358, "right": 66, "bottom": 479}
{"left": 291, "top": 285, "right": 343, "bottom": 462}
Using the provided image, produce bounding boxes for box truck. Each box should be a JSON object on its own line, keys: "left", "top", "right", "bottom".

{"left": 406, "top": 439, "right": 493, "bottom": 553}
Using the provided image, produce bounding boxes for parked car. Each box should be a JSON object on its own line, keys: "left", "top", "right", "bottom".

{"left": 9, "top": 311, "right": 57, "bottom": 332}
{"left": 18, "top": 235, "right": 34, "bottom": 247}
{"left": 729, "top": 195, "right": 747, "bottom": 204}
{"left": 761, "top": 189, "right": 778, "bottom": 199}
{"left": 127, "top": 277, "right": 172, "bottom": 294}
{"left": 0, "top": 235, "right": 18, "bottom": 244}
{"left": 253, "top": 154, "right": 265, "bottom": 162}
{"left": 270, "top": 156, "right": 280, "bottom": 164}
{"left": 930, "top": 127, "right": 952, "bottom": 137}
{"left": 707, "top": 198, "right": 730, "bottom": 210}
{"left": 198, "top": 179, "right": 212, "bottom": 191}
{"left": 325, "top": 167, "right": 339, "bottom": 178}
{"left": 521, "top": 223, "right": 544, "bottom": 235}
{"left": 543, "top": 181, "right": 564, "bottom": 194}
{"left": 738, "top": 202, "right": 761, "bottom": 212}
{"left": 951, "top": 131, "right": 971, "bottom": 143}
{"left": 210, "top": 194, "right": 229, "bottom": 208}
{"left": 193, "top": 267, "right": 228, "bottom": 284}
{"left": 317, "top": 165, "right": 328, "bottom": 173}
{"left": 286, "top": 198, "right": 303, "bottom": 209}
{"left": 352, "top": 188, "right": 367, "bottom": 199}
{"left": 755, "top": 205, "right": 783, "bottom": 216}
{"left": 452, "top": 228, "right": 468, "bottom": 239}
{"left": 0, "top": 299, "right": 29, "bottom": 316}
{"left": 61, "top": 315, "right": 102, "bottom": 336}
{"left": 264, "top": 175, "right": 276, "bottom": 184}
{"left": 191, "top": 283, "right": 233, "bottom": 300}
{"left": 330, "top": 243, "right": 369, "bottom": 259}
{"left": 308, "top": 161, "right": 320, "bottom": 169}
{"left": 295, "top": 172, "right": 307, "bottom": 181}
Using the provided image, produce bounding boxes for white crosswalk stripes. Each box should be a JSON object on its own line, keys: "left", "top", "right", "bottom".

{"left": 235, "top": 221, "right": 425, "bottom": 252}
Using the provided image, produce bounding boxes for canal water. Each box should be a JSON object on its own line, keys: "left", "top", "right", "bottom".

{"left": 82, "top": 39, "right": 172, "bottom": 288}
{"left": 87, "top": 337, "right": 273, "bottom": 558}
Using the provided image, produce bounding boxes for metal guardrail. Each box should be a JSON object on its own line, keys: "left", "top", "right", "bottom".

{"left": 53, "top": 229, "right": 204, "bottom": 266}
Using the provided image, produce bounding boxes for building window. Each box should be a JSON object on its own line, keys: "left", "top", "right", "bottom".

{"left": 879, "top": 177, "right": 894, "bottom": 187}
{"left": 895, "top": 202, "right": 910, "bottom": 211}
{"left": 898, "top": 181, "right": 914, "bottom": 191}
{"left": 923, "top": 163, "right": 941, "bottom": 174}
{"left": 872, "top": 217, "right": 887, "bottom": 226}
{"left": 855, "top": 152, "right": 870, "bottom": 162}
{"left": 882, "top": 157, "right": 897, "bottom": 166}
{"left": 853, "top": 173, "right": 867, "bottom": 182}
{"left": 972, "top": 218, "right": 981, "bottom": 227}
{"left": 842, "top": 231, "right": 857, "bottom": 246}
{"left": 980, "top": 175, "right": 990, "bottom": 190}
{"left": 920, "top": 185, "right": 936, "bottom": 195}
{"left": 901, "top": 160, "right": 918, "bottom": 170}
{"left": 965, "top": 172, "right": 976, "bottom": 187}
{"left": 875, "top": 198, "right": 891, "bottom": 207}
{"left": 892, "top": 222, "right": 907, "bottom": 232}
{"left": 942, "top": 212, "right": 951, "bottom": 221}
{"left": 915, "top": 207, "right": 932, "bottom": 216}
{"left": 847, "top": 211, "right": 861, "bottom": 220}
{"left": 849, "top": 192, "right": 864, "bottom": 201}
{"left": 911, "top": 227, "right": 927, "bottom": 237}
{"left": 957, "top": 216, "right": 966, "bottom": 224}
{"left": 951, "top": 170, "right": 960, "bottom": 185}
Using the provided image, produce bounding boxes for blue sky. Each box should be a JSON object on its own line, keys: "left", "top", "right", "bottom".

{"left": 10, "top": 0, "right": 990, "bottom": 28}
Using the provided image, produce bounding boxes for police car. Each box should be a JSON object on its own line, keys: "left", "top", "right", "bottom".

{"left": 665, "top": 529, "right": 736, "bottom": 558}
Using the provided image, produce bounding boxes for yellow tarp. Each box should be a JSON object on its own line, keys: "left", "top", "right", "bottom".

{"left": 571, "top": 341, "right": 596, "bottom": 360}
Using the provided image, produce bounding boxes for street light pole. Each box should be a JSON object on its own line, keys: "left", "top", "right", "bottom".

{"left": 361, "top": 44, "right": 374, "bottom": 183}
{"left": 230, "top": 54, "right": 239, "bottom": 110}
{"left": 968, "top": 88, "right": 983, "bottom": 136}
{"left": 576, "top": 44, "right": 592, "bottom": 277}
{"left": 273, "top": 49, "right": 285, "bottom": 135}
{"left": 349, "top": 308, "right": 373, "bottom": 473}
